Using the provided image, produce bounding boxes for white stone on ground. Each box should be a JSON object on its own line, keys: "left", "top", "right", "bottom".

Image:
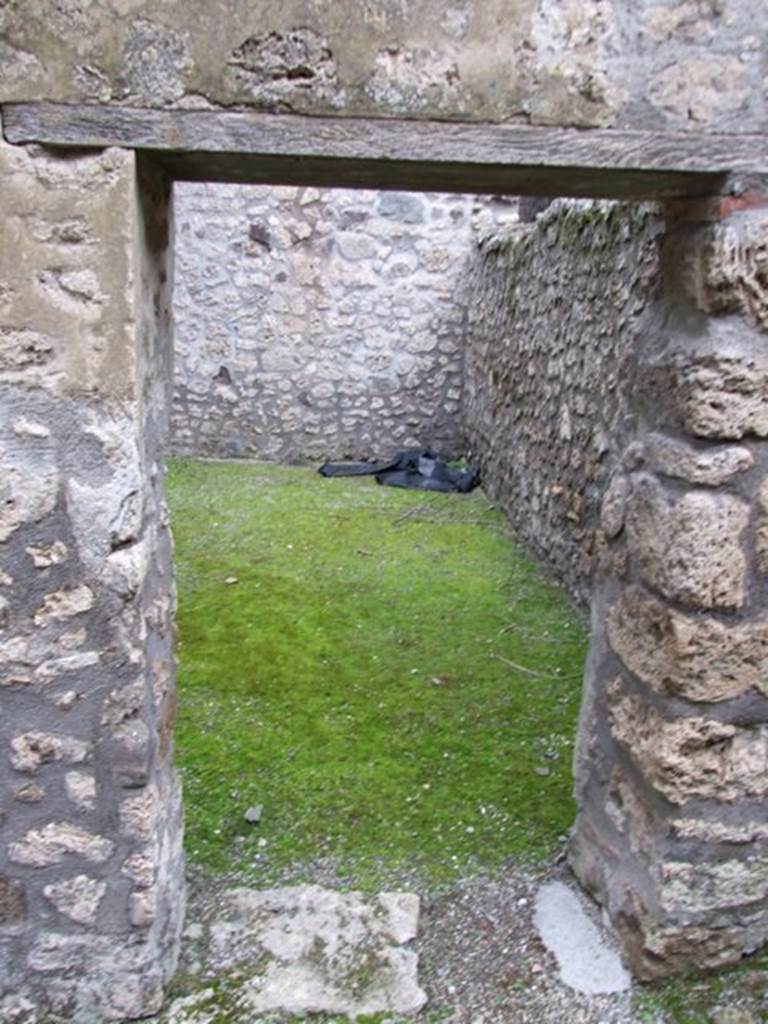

{"left": 183, "top": 884, "right": 427, "bottom": 1019}
{"left": 533, "top": 880, "right": 631, "bottom": 994}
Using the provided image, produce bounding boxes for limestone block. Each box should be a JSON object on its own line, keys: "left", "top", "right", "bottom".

{"left": 661, "top": 858, "right": 768, "bottom": 917}
{"left": 33, "top": 586, "right": 95, "bottom": 626}
{"left": 204, "top": 885, "right": 426, "bottom": 1017}
{"left": 34, "top": 651, "right": 99, "bottom": 685}
{"left": 687, "top": 217, "right": 768, "bottom": 330}
{"left": 10, "top": 732, "right": 91, "bottom": 773}
{"left": 335, "top": 231, "right": 378, "bottom": 261}
{"left": 650, "top": 56, "right": 749, "bottom": 123}
{"left": 610, "top": 694, "right": 768, "bottom": 805}
{"left": 607, "top": 586, "right": 768, "bottom": 702}
{"left": 65, "top": 771, "right": 96, "bottom": 811}
{"left": 120, "top": 786, "right": 159, "bottom": 841}
{"left": 625, "top": 474, "right": 748, "bottom": 609}
{"left": 644, "top": 433, "right": 753, "bottom": 486}
{"left": 26, "top": 541, "right": 68, "bottom": 568}
{"left": 121, "top": 850, "right": 155, "bottom": 890}
{"left": 43, "top": 875, "right": 107, "bottom": 925}
{"left": 674, "top": 357, "right": 768, "bottom": 440}
{"left": 129, "top": 890, "right": 156, "bottom": 928}
{"left": 671, "top": 818, "right": 768, "bottom": 845}
{"left": 0, "top": 461, "right": 58, "bottom": 543}
{"left": 9, "top": 823, "right": 114, "bottom": 867}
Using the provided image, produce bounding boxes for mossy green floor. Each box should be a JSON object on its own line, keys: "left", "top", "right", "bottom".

{"left": 166, "top": 458, "right": 767, "bottom": 1024}
{"left": 166, "top": 458, "right": 586, "bottom": 887}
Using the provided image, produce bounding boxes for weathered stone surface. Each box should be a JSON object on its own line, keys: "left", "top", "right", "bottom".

{"left": 687, "top": 213, "right": 768, "bottom": 331}
{"left": 610, "top": 694, "right": 768, "bottom": 805}
{"left": 672, "top": 356, "right": 768, "bottom": 440}
{"left": 9, "top": 823, "right": 114, "bottom": 867}
{"left": 0, "top": 461, "right": 58, "bottom": 542}
{"left": 670, "top": 818, "right": 768, "bottom": 845}
{"left": 65, "top": 771, "right": 96, "bottom": 811}
{"left": 26, "top": 540, "right": 68, "bottom": 567}
{"left": 10, "top": 732, "right": 91, "bottom": 773}
{"left": 0, "top": 0, "right": 764, "bottom": 134}
{"left": 644, "top": 433, "right": 754, "bottom": 486}
{"left": 661, "top": 858, "right": 768, "bottom": 917}
{"left": 625, "top": 475, "right": 749, "bottom": 610}
{"left": 172, "top": 184, "right": 476, "bottom": 462}
{"left": 0, "top": 135, "right": 183, "bottom": 1022}
{"left": 32, "top": 585, "right": 95, "bottom": 626}
{"left": 607, "top": 585, "right": 768, "bottom": 702}
{"left": 649, "top": 56, "right": 749, "bottom": 123}
{"left": 464, "top": 200, "right": 662, "bottom": 605}
{"left": 120, "top": 786, "right": 159, "bottom": 841}
{"left": 43, "top": 875, "right": 106, "bottom": 925}
{"left": 202, "top": 885, "right": 426, "bottom": 1017}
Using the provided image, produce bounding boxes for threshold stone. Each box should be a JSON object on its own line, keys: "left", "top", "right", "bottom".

{"left": 173, "top": 884, "right": 427, "bottom": 1019}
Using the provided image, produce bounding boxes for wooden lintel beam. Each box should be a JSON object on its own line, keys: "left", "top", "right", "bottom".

{"left": 4, "top": 102, "right": 765, "bottom": 200}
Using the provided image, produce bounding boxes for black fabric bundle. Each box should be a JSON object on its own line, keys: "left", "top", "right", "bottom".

{"left": 318, "top": 448, "right": 480, "bottom": 493}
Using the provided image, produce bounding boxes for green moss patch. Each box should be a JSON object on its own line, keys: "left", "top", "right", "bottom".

{"left": 166, "top": 458, "right": 587, "bottom": 888}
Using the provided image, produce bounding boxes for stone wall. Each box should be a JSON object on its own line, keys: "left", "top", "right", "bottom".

{"left": 171, "top": 184, "right": 496, "bottom": 462}
{"left": 0, "top": 1, "right": 763, "bottom": 133}
{"left": 570, "top": 207, "right": 768, "bottom": 978}
{"left": 0, "top": 137, "right": 183, "bottom": 1021}
{"left": 463, "top": 200, "right": 664, "bottom": 605}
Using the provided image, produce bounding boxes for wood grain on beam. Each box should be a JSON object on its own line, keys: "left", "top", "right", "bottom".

{"left": 4, "top": 102, "right": 763, "bottom": 199}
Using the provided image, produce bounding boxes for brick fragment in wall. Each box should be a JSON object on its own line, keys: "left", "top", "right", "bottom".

{"left": 607, "top": 585, "right": 768, "bottom": 702}
{"left": 609, "top": 692, "right": 768, "bottom": 805}
{"left": 624, "top": 474, "right": 748, "bottom": 610}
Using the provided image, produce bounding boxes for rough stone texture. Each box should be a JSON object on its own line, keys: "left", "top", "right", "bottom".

{"left": 608, "top": 585, "right": 768, "bottom": 702}
{"left": 642, "top": 433, "right": 754, "bottom": 486}
{"left": 624, "top": 474, "right": 749, "bottom": 610}
{"left": 610, "top": 694, "right": 768, "bottom": 806}
{"left": 1, "top": 2, "right": 768, "bottom": 1009}
{"left": 570, "top": 209, "right": 768, "bottom": 980}
{"left": 183, "top": 885, "right": 426, "bottom": 1017}
{"left": 463, "top": 199, "right": 663, "bottom": 605}
{"left": 1, "top": 1, "right": 765, "bottom": 132}
{"left": 171, "top": 184, "right": 500, "bottom": 461}
{"left": 0, "top": 136, "right": 183, "bottom": 1021}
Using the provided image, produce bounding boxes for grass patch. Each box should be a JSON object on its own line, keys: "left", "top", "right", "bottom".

{"left": 166, "top": 458, "right": 587, "bottom": 887}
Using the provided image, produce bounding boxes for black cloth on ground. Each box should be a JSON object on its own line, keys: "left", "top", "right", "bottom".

{"left": 318, "top": 448, "right": 480, "bottom": 493}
